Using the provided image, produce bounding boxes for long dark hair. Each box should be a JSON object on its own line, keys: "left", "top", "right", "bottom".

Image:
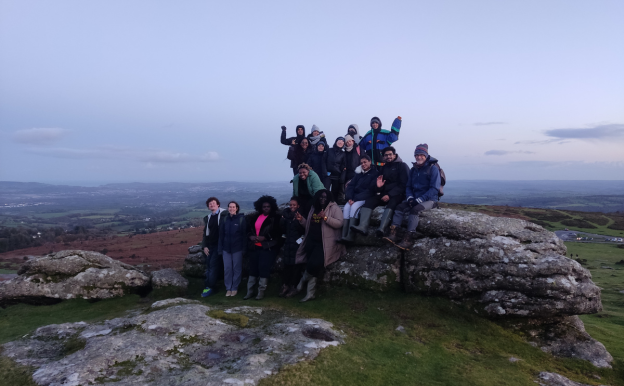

{"left": 253, "top": 195, "right": 278, "bottom": 215}
{"left": 312, "top": 189, "right": 334, "bottom": 211}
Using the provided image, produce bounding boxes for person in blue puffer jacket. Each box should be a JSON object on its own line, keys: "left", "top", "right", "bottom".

{"left": 384, "top": 144, "right": 441, "bottom": 250}
{"left": 359, "top": 116, "right": 402, "bottom": 166}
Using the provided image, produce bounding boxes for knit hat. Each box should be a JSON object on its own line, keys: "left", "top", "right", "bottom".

{"left": 344, "top": 135, "right": 354, "bottom": 142}
{"left": 414, "top": 143, "right": 429, "bottom": 156}
{"left": 336, "top": 136, "right": 345, "bottom": 142}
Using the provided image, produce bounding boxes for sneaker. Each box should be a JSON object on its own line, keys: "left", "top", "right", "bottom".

{"left": 230, "top": 290, "right": 237, "bottom": 297}
{"left": 226, "top": 291, "right": 232, "bottom": 297}
{"left": 201, "top": 288, "right": 214, "bottom": 298}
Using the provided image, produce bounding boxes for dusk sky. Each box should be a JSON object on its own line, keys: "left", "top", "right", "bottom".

{"left": 1, "top": 0, "right": 623, "bottom": 184}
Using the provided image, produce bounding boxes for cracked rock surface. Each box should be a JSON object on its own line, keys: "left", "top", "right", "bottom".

{"left": 2, "top": 299, "right": 344, "bottom": 386}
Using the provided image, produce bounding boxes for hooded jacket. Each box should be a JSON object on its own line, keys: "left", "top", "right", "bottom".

{"left": 287, "top": 143, "right": 312, "bottom": 170}
{"left": 292, "top": 170, "right": 325, "bottom": 198}
{"left": 217, "top": 212, "right": 247, "bottom": 255}
{"left": 345, "top": 124, "right": 361, "bottom": 145}
{"left": 345, "top": 167, "right": 379, "bottom": 202}
{"left": 307, "top": 143, "right": 328, "bottom": 178}
{"left": 326, "top": 139, "right": 346, "bottom": 179}
{"left": 376, "top": 154, "right": 410, "bottom": 198}
{"left": 359, "top": 117, "right": 402, "bottom": 166}
{"left": 280, "top": 125, "right": 306, "bottom": 146}
{"left": 406, "top": 156, "right": 441, "bottom": 203}
{"left": 201, "top": 208, "right": 228, "bottom": 249}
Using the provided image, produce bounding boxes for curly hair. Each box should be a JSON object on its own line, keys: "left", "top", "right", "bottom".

{"left": 253, "top": 195, "right": 278, "bottom": 214}
{"left": 206, "top": 197, "right": 220, "bottom": 207}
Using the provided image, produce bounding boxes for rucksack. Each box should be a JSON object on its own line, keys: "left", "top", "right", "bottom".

{"left": 427, "top": 162, "right": 446, "bottom": 199}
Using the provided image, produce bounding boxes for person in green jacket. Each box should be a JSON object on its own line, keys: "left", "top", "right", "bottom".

{"left": 292, "top": 163, "right": 324, "bottom": 217}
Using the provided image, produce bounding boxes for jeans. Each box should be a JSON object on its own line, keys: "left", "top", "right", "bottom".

{"left": 249, "top": 247, "right": 276, "bottom": 279}
{"left": 223, "top": 250, "right": 243, "bottom": 291}
{"left": 342, "top": 200, "right": 366, "bottom": 219}
{"left": 204, "top": 243, "right": 220, "bottom": 290}
{"left": 392, "top": 200, "right": 437, "bottom": 232}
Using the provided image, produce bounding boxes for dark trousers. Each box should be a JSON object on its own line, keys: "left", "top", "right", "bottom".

{"left": 282, "top": 263, "right": 304, "bottom": 287}
{"left": 204, "top": 243, "right": 220, "bottom": 290}
{"left": 324, "top": 176, "right": 345, "bottom": 204}
{"left": 249, "top": 247, "right": 276, "bottom": 279}
{"left": 304, "top": 241, "right": 325, "bottom": 277}
{"left": 363, "top": 194, "right": 404, "bottom": 211}
{"left": 392, "top": 200, "right": 437, "bottom": 232}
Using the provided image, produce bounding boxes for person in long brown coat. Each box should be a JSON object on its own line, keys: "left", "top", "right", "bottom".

{"left": 294, "top": 189, "right": 346, "bottom": 302}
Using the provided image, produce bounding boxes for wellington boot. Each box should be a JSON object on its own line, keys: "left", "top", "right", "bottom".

{"left": 350, "top": 207, "right": 373, "bottom": 234}
{"left": 383, "top": 225, "right": 399, "bottom": 244}
{"left": 255, "top": 278, "right": 268, "bottom": 300}
{"left": 340, "top": 219, "right": 349, "bottom": 239}
{"left": 300, "top": 277, "right": 317, "bottom": 302}
{"left": 296, "top": 271, "right": 311, "bottom": 292}
{"left": 243, "top": 276, "right": 257, "bottom": 300}
{"left": 342, "top": 217, "right": 358, "bottom": 242}
{"left": 396, "top": 232, "right": 415, "bottom": 251}
{"left": 375, "top": 209, "right": 394, "bottom": 238}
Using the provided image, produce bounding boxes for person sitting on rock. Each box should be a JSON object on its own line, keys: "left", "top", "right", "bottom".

{"left": 294, "top": 189, "right": 346, "bottom": 302}
{"left": 244, "top": 195, "right": 282, "bottom": 300}
{"left": 279, "top": 196, "right": 305, "bottom": 298}
{"left": 385, "top": 144, "right": 441, "bottom": 250}
{"left": 218, "top": 201, "right": 247, "bottom": 297}
{"left": 324, "top": 136, "right": 347, "bottom": 204}
{"left": 201, "top": 197, "right": 228, "bottom": 298}
{"left": 287, "top": 138, "right": 312, "bottom": 176}
{"left": 351, "top": 146, "right": 409, "bottom": 238}
{"left": 341, "top": 155, "right": 378, "bottom": 243}
{"left": 292, "top": 163, "right": 325, "bottom": 216}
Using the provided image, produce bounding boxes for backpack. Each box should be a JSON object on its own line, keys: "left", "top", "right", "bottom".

{"left": 427, "top": 162, "right": 446, "bottom": 199}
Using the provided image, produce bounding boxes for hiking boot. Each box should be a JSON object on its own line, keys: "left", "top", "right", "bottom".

{"left": 256, "top": 278, "right": 268, "bottom": 300}
{"left": 383, "top": 225, "right": 399, "bottom": 244}
{"left": 278, "top": 284, "right": 289, "bottom": 298}
{"left": 201, "top": 288, "right": 215, "bottom": 298}
{"left": 243, "top": 276, "right": 257, "bottom": 300}
{"left": 375, "top": 209, "right": 394, "bottom": 238}
{"left": 297, "top": 271, "right": 311, "bottom": 292}
{"left": 350, "top": 207, "right": 373, "bottom": 234}
{"left": 300, "top": 277, "right": 317, "bottom": 302}
{"left": 341, "top": 217, "right": 357, "bottom": 242}
{"left": 396, "top": 232, "right": 415, "bottom": 251}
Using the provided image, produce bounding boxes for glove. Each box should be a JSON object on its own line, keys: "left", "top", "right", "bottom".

{"left": 407, "top": 197, "right": 416, "bottom": 207}
{"left": 281, "top": 126, "right": 287, "bottom": 131}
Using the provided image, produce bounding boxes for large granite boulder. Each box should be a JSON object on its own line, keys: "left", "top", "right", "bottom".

{"left": 151, "top": 268, "right": 189, "bottom": 297}
{"left": 2, "top": 301, "right": 344, "bottom": 385}
{"left": 0, "top": 250, "right": 150, "bottom": 307}
{"left": 183, "top": 245, "right": 205, "bottom": 278}
{"left": 325, "top": 246, "right": 401, "bottom": 291}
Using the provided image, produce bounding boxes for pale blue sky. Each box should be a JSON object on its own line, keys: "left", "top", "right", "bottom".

{"left": 1, "top": 0, "right": 623, "bottom": 183}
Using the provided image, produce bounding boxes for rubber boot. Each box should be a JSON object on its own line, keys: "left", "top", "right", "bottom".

{"left": 383, "top": 225, "right": 399, "bottom": 244}
{"left": 300, "top": 277, "right": 317, "bottom": 302}
{"left": 337, "top": 219, "right": 349, "bottom": 243}
{"left": 255, "top": 278, "right": 268, "bottom": 300}
{"left": 243, "top": 276, "right": 257, "bottom": 300}
{"left": 375, "top": 209, "right": 394, "bottom": 238}
{"left": 396, "top": 232, "right": 415, "bottom": 251}
{"left": 342, "top": 217, "right": 357, "bottom": 242}
{"left": 296, "top": 271, "right": 311, "bottom": 292}
{"left": 350, "top": 207, "right": 373, "bottom": 234}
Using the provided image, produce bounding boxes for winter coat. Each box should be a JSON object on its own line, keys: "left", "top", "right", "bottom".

{"left": 376, "top": 154, "right": 410, "bottom": 198}
{"left": 287, "top": 145, "right": 312, "bottom": 170}
{"left": 326, "top": 141, "right": 346, "bottom": 180}
{"left": 201, "top": 208, "right": 228, "bottom": 248}
{"left": 345, "top": 168, "right": 379, "bottom": 202}
{"left": 307, "top": 125, "right": 328, "bottom": 147}
{"left": 406, "top": 156, "right": 441, "bottom": 203}
{"left": 359, "top": 117, "right": 402, "bottom": 166}
{"left": 346, "top": 124, "right": 361, "bottom": 145}
{"left": 280, "top": 125, "right": 306, "bottom": 146}
{"left": 280, "top": 208, "right": 305, "bottom": 265}
{"left": 292, "top": 170, "right": 325, "bottom": 198}
{"left": 218, "top": 213, "right": 247, "bottom": 255}
{"left": 344, "top": 147, "right": 361, "bottom": 182}
{"left": 247, "top": 212, "right": 282, "bottom": 251}
{"left": 307, "top": 144, "right": 328, "bottom": 178}
{"left": 295, "top": 201, "right": 346, "bottom": 267}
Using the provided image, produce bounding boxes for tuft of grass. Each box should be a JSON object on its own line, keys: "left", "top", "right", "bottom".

{"left": 0, "top": 349, "right": 37, "bottom": 386}
{"left": 206, "top": 310, "right": 249, "bottom": 328}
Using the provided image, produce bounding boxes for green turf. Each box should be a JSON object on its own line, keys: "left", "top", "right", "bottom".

{"left": 0, "top": 269, "right": 17, "bottom": 274}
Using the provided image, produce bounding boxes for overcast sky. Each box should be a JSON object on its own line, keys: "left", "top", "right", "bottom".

{"left": 1, "top": 0, "right": 623, "bottom": 184}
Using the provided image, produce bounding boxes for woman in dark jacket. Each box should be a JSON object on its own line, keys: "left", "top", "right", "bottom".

{"left": 218, "top": 201, "right": 247, "bottom": 297}
{"left": 341, "top": 155, "right": 378, "bottom": 242}
{"left": 324, "top": 137, "right": 347, "bottom": 204}
{"left": 343, "top": 135, "right": 360, "bottom": 183}
{"left": 287, "top": 138, "right": 311, "bottom": 175}
{"left": 279, "top": 197, "right": 305, "bottom": 297}
{"left": 244, "top": 195, "right": 282, "bottom": 300}
{"left": 307, "top": 142, "right": 328, "bottom": 182}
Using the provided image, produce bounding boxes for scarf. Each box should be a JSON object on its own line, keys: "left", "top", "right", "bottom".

{"left": 309, "top": 132, "right": 325, "bottom": 146}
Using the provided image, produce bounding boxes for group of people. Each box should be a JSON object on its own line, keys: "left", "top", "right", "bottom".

{"left": 200, "top": 115, "right": 443, "bottom": 302}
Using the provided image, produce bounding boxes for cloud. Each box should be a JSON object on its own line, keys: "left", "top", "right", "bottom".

{"left": 544, "top": 123, "right": 624, "bottom": 141}
{"left": 484, "top": 150, "right": 535, "bottom": 156}
{"left": 25, "top": 146, "right": 219, "bottom": 163}
{"left": 474, "top": 122, "right": 506, "bottom": 126}
{"left": 12, "top": 128, "right": 69, "bottom": 144}
{"left": 514, "top": 139, "right": 569, "bottom": 145}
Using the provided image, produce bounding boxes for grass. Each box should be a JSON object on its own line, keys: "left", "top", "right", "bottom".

{"left": 0, "top": 269, "right": 17, "bottom": 274}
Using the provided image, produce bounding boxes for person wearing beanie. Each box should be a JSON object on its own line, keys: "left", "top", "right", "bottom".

{"left": 307, "top": 142, "right": 328, "bottom": 183}
{"left": 324, "top": 136, "right": 347, "bottom": 204}
{"left": 340, "top": 154, "right": 378, "bottom": 243}
{"left": 307, "top": 125, "right": 328, "bottom": 147}
{"left": 359, "top": 116, "right": 402, "bottom": 166}
{"left": 345, "top": 124, "right": 361, "bottom": 145}
{"left": 384, "top": 143, "right": 441, "bottom": 250}
{"left": 343, "top": 134, "right": 361, "bottom": 183}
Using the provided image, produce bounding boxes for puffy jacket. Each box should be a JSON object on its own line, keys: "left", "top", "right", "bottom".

{"left": 218, "top": 213, "right": 247, "bottom": 255}
{"left": 406, "top": 156, "right": 441, "bottom": 203}
{"left": 376, "top": 154, "right": 409, "bottom": 198}
{"left": 280, "top": 208, "right": 305, "bottom": 265}
{"left": 287, "top": 145, "right": 312, "bottom": 170}
{"left": 247, "top": 213, "right": 282, "bottom": 251}
{"left": 326, "top": 140, "right": 346, "bottom": 180}
{"left": 201, "top": 209, "right": 228, "bottom": 248}
{"left": 344, "top": 147, "right": 360, "bottom": 182}
{"left": 359, "top": 117, "right": 401, "bottom": 166}
{"left": 345, "top": 168, "right": 379, "bottom": 202}
{"left": 292, "top": 170, "right": 325, "bottom": 198}
{"left": 307, "top": 144, "right": 328, "bottom": 177}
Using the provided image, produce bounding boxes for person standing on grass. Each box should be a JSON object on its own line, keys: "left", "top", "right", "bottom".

{"left": 279, "top": 197, "right": 306, "bottom": 298}
{"left": 294, "top": 189, "right": 346, "bottom": 302}
{"left": 292, "top": 163, "right": 325, "bottom": 216}
{"left": 244, "top": 195, "right": 282, "bottom": 300}
{"left": 341, "top": 155, "right": 378, "bottom": 243}
{"left": 201, "top": 197, "right": 227, "bottom": 298}
{"left": 218, "top": 201, "right": 247, "bottom": 297}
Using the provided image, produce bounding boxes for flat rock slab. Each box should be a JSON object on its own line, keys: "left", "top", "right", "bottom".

{"left": 2, "top": 300, "right": 344, "bottom": 386}
{"left": 151, "top": 268, "right": 188, "bottom": 289}
{"left": 537, "top": 372, "right": 603, "bottom": 386}
{"left": 0, "top": 250, "right": 150, "bottom": 307}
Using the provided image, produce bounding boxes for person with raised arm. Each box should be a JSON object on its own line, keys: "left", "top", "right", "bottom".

{"left": 359, "top": 116, "right": 402, "bottom": 167}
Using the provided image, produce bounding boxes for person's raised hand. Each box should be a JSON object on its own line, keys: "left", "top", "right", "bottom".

{"left": 281, "top": 126, "right": 287, "bottom": 131}
{"left": 376, "top": 175, "right": 386, "bottom": 188}
{"left": 291, "top": 139, "right": 296, "bottom": 145}
{"left": 295, "top": 212, "right": 303, "bottom": 221}
{"left": 319, "top": 209, "right": 326, "bottom": 219}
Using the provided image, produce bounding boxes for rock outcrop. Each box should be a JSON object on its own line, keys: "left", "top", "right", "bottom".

{"left": 0, "top": 250, "right": 150, "bottom": 307}
{"left": 324, "top": 246, "right": 401, "bottom": 291}
{"left": 151, "top": 268, "right": 189, "bottom": 297}
{"left": 183, "top": 245, "right": 205, "bottom": 277}
{"left": 537, "top": 372, "right": 598, "bottom": 386}
{"left": 2, "top": 300, "right": 344, "bottom": 385}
